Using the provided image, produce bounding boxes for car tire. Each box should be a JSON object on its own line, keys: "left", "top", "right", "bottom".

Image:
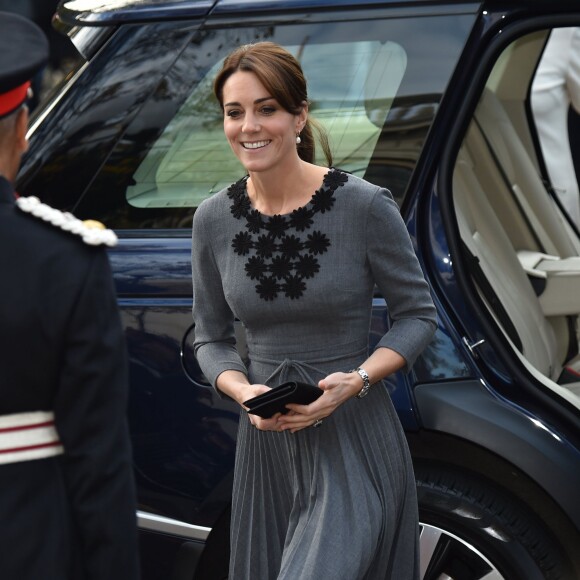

{"left": 415, "top": 465, "right": 573, "bottom": 580}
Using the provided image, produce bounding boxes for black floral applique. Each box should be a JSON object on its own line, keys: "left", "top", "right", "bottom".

{"left": 229, "top": 168, "right": 347, "bottom": 300}
{"left": 278, "top": 234, "right": 303, "bottom": 259}
{"left": 246, "top": 209, "right": 264, "bottom": 234}
{"left": 227, "top": 179, "right": 246, "bottom": 199}
{"left": 227, "top": 179, "right": 251, "bottom": 219}
{"left": 282, "top": 275, "right": 307, "bottom": 299}
{"left": 324, "top": 170, "right": 348, "bottom": 189}
{"left": 304, "top": 231, "right": 330, "bottom": 255}
{"left": 289, "top": 206, "right": 315, "bottom": 231}
{"left": 295, "top": 254, "right": 320, "bottom": 279}
{"left": 232, "top": 231, "right": 253, "bottom": 256}
{"left": 270, "top": 254, "right": 293, "bottom": 279}
{"left": 255, "top": 234, "right": 277, "bottom": 259}
{"left": 245, "top": 256, "right": 268, "bottom": 279}
{"left": 265, "top": 214, "right": 288, "bottom": 238}
{"left": 311, "top": 187, "right": 335, "bottom": 214}
{"left": 256, "top": 277, "right": 279, "bottom": 301}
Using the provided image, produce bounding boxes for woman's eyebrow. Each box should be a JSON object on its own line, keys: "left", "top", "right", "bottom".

{"left": 224, "top": 96, "right": 275, "bottom": 107}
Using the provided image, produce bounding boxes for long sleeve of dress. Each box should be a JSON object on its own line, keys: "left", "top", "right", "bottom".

{"left": 366, "top": 188, "right": 437, "bottom": 368}
{"left": 192, "top": 203, "right": 248, "bottom": 389}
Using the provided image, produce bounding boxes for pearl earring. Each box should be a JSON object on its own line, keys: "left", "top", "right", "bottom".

{"left": 296, "top": 134, "right": 301, "bottom": 145}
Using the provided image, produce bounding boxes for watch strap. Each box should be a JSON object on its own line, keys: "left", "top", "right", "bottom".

{"left": 351, "top": 367, "right": 371, "bottom": 398}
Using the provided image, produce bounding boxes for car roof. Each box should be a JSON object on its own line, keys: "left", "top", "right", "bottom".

{"left": 57, "top": 0, "right": 215, "bottom": 25}
{"left": 57, "top": 0, "right": 482, "bottom": 26}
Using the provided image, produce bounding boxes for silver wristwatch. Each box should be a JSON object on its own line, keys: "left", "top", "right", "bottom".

{"left": 351, "top": 367, "right": 371, "bottom": 398}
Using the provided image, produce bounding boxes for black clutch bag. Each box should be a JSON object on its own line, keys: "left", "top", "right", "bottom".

{"left": 244, "top": 381, "right": 323, "bottom": 418}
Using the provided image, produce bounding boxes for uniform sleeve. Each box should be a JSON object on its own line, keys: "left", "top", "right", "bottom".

{"left": 54, "top": 249, "right": 139, "bottom": 580}
{"left": 191, "top": 204, "right": 248, "bottom": 391}
{"left": 366, "top": 188, "right": 437, "bottom": 369}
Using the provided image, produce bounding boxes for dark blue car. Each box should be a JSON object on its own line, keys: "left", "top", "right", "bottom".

{"left": 19, "top": 0, "right": 580, "bottom": 578}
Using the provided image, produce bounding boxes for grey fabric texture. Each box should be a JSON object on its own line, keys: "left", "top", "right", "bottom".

{"left": 191, "top": 170, "right": 437, "bottom": 579}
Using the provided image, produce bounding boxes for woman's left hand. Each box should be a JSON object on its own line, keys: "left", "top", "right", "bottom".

{"left": 277, "top": 371, "right": 361, "bottom": 433}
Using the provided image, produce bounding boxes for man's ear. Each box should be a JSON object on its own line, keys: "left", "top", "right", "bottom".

{"left": 14, "top": 106, "right": 29, "bottom": 154}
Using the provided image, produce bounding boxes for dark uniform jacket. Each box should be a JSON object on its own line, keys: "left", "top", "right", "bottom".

{"left": 0, "top": 176, "right": 139, "bottom": 579}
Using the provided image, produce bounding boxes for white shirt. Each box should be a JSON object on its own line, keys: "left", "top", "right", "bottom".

{"left": 531, "top": 27, "right": 580, "bottom": 228}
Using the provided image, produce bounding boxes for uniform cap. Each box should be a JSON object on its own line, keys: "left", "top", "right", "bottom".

{"left": 0, "top": 11, "right": 49, "bottom": 118}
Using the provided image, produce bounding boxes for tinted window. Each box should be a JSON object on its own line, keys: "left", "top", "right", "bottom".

{"left": 66, "top": 12, "right": 474, "bottom": 229}
{"left": 125, "top": 40, "right": 406, "bottom": 212}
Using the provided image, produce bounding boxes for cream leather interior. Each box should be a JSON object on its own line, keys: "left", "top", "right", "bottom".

{"left": 473, "top": 88, "right": 580, "bottom": 259}
{"left": 466, "top": 82, "right": 580, "bottom": 312}
{"left": 455, "top": 152, "right": 559, "bottom": 379}
{"left": 466, "top": 96, "right": 580, "bottom": 320}
{"left": 453, "top": 76, "right": 580, "bottom": 403}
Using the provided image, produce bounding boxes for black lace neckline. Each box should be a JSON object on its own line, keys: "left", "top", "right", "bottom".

{"left": 228, "top": 168, "right": 348, "bottom": 301}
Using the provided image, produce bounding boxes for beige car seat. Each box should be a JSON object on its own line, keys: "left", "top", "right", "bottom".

{"left": 463, "top": 88, "right": 580, "bottom": 347}
{"left": 453, "top": 149, "right": 580, "bottom": 400}
{"left": 472, "top": 88, "right": 580, "bottom": 259}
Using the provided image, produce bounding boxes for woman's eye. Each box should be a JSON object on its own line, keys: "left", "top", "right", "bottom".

{"left": 226, "top": 109, "right": 242, "bottom": 118}
{"left": 260, "top": 106, "right": 276, "bottom": 115}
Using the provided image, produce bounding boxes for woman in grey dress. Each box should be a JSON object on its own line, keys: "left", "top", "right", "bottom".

{"left": 191, "top": 42, "right": 437, "bottom": 579}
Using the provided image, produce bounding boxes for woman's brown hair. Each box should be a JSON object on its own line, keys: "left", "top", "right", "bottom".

{"left": 214, "top": 41, "right": 332, "bottom": 166}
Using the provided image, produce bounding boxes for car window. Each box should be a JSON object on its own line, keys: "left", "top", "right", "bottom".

{"left": 70, "top": 12, "right": 474, "bottom": 230}
{"left": 127, "top": 40, "right": 406, "bottom": 211}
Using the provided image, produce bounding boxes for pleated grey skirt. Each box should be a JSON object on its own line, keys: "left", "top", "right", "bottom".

{"left": 229, "top": 354, "right": 420, "bottom": 580}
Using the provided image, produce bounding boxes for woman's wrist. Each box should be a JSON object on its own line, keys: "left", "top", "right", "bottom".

{"left": 348, "top": 367, "right": 371, "bottom": 398}
{"left": 232, "top": 383, "right": 255, "bottom": 407}
{"left": 216, "top": 370, "right": 253, "bottom": 405}
{"left": 347, "top": 369, "right": 364, "bottom": 397}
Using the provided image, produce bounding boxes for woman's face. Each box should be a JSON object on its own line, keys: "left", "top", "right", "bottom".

{"left": 222, "top": 70, "right": 306, "bottom": 173}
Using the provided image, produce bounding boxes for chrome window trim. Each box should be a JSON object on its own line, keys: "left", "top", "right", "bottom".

{"left": 67, "top": 24, "right": 114, "bottom": 59}
{"left": 137, "top": 510, "right": 211, "bottom": 541}
{"left": 27, "top": 61, "right": 89, "bottom": 139}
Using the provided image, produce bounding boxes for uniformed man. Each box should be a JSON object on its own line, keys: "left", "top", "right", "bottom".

{"left": 0, "top": 12, "right": 139, "bottom": 579}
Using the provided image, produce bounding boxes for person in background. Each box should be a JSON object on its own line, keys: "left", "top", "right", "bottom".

{"left": 191, "top": 41, "right": 437, "bottom": 579}
{"left": 532, "top": 27, "right": 580, "bottom": 229}
{"left": 0, "top": 12, "right": 139, "bottom": 580}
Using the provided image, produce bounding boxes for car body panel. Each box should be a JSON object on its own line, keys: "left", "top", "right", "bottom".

{"left": 415, "top": 380, "right": 580, "bottom": 524}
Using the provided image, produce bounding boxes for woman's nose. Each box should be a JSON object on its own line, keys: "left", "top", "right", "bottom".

{"left": 242, "top": 113, "right": 260, "bottom": 133}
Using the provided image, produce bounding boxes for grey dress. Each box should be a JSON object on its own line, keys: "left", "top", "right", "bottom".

{"left": 191, "top": 169, "right": 437, "bottom": 580}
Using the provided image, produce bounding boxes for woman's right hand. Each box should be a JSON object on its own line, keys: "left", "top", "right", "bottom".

{"left": 216, "top": 371, "right": 284, "bottom": 431}
{"left": 239, "top": 384, "right": 285, "bottom": 431}
{"left": 247, "top": 410, "right": 283, "bottom": 431}
{"left": 216, "top": 370, "right": 267, "bottom": 406}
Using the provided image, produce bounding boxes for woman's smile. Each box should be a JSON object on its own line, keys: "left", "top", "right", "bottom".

{"left": 241, "top": 140, "right": 272, "bottom": 150}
